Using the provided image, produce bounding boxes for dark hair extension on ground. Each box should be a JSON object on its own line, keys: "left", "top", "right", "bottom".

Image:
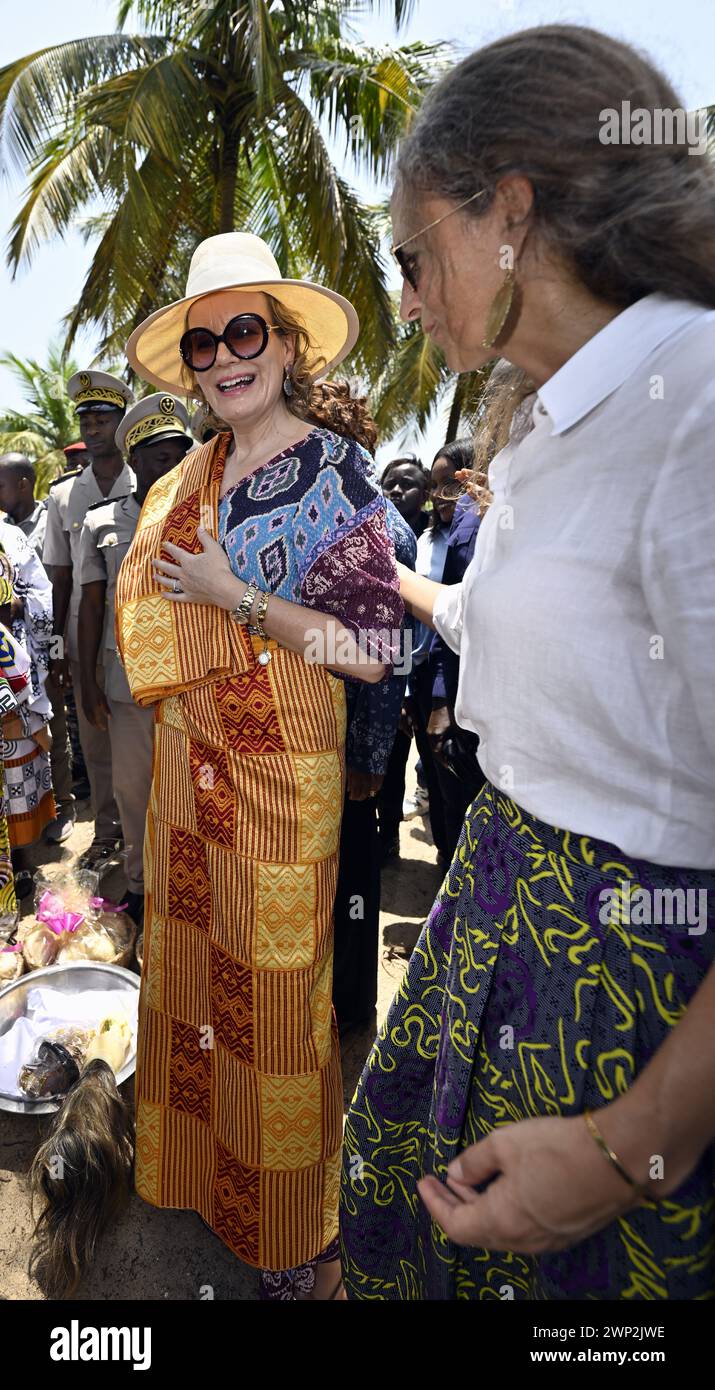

{"left": 28, "top": 1060, "right": 135, "bottom": 1299}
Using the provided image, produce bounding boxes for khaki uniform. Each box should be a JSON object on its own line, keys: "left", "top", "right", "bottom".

{"left": 42, "top": 463, "right": 135, "bottom": 841}
{"left": 79, "top": 494, "right": 153, "bottom": 893}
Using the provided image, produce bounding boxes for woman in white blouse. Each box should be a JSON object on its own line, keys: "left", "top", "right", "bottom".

{"left": 339, "top": 23, "right": 715, "bottom": 1301}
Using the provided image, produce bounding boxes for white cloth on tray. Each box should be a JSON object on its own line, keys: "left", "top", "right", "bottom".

{"left": 0, "top": 983, "right": 138, "bottom": 1096}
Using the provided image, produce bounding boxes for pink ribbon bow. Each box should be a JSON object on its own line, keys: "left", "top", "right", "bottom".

{"left": 36, "top": 890, "right": 85, "bottom": 936}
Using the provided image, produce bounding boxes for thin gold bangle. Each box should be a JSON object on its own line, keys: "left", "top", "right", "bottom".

{"left": 583, "top": 1109, "right": 645, "bottom": 1195}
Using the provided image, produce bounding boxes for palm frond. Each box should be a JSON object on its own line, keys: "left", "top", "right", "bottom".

{"left": 253, "top": 86, "right": 395, "bottom": 376}
{"left": 289, "top": 39, "right": 449, "bottom": 180}
{"left": 2, "top": 6, "right": 452, "bottom": 445}
{"left": 229, "top": 1, "right": 281, "bottom": 111}
{"left": 79, "top": 49, "right": 204, "bottom": 162}
{"left": 7, "top": 125, "right": 116, "bottom": 269}
{"left": 0, "top": 35, "right": 166, "bottom": 172}
{"left": 63, "top": 148, "right": 199, "bottom": 352}
{"left": 372, "top": 319, "right": 447, "bottom": 436}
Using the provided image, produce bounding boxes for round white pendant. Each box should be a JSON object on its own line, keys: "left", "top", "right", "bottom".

{"left": 258, "top": 650, "right": 272, "bottom": 666}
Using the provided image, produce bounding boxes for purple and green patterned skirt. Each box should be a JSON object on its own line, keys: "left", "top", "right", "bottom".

{"left": 340, "top": 781, "right": 715, "bottom": 1299}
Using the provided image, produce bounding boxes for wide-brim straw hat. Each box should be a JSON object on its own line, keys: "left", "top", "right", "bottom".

{"left": 126, "top": 232, "right": 360, "bottom": 396}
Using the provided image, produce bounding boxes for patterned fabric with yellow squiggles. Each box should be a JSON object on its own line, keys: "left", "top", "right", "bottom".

{"left": 340, "top": 781, "right": 715, "bottom": 1300}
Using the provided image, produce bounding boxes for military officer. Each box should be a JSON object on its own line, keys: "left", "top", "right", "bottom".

{"left": 42, "top": 369, "right": 136, "bottom": 870}
{"left": 78, "top": 393, "right": 194, "bottom": 923}
{"left": 62, "top": 440, "right": 89, "bottom": 472}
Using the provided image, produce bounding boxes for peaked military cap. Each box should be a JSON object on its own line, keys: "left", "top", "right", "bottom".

{"left": 115, "top": 392, "right": 194, "bottom": 453}
{"left": 67, "top": 370, "right": 135, "bottom": 414}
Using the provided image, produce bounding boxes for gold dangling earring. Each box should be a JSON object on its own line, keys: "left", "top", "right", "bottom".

{"left": 482, "top": 266, "right": 515, "bottom": 350}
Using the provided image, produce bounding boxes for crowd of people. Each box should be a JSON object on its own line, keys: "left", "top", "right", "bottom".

{"left": 2, "top": 21, "right": 714, "bottom": 1304}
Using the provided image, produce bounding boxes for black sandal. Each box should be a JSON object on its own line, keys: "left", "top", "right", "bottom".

{"left": 77, "top": 840, "right": 121, "bottom": 872}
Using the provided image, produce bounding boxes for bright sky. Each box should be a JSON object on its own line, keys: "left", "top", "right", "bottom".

{"left": 1, "top": 0, "right": 714, "bottom": 466}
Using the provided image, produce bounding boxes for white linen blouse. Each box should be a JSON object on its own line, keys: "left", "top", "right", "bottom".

{"left": 432, "top": 293, "right": 715, "bottom": 868}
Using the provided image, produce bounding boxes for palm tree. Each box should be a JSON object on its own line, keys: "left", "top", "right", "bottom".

{"left": 370, "top": 295, "right": 494, "bottom": 446}
{"left": 0, "top": 344, "right": 83, "bottom": 494}
{"left": 0, "top": 0, "right": 449, "bottom": 385}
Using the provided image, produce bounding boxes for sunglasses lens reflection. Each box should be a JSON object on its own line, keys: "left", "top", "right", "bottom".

{"left": 180, "top": 314, "right": 269, "bottom": 371}
{"left": 225, "top": 315, "right": 267, "bottom": 359}
{"left": 182, "top": 328, "right": 217, "bottom": 371}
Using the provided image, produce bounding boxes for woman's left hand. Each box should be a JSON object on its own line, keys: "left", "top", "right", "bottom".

{"left": 347, "top": 768, "right": 384, "bottom": 801}
{"left": 152, "top": 527, "right": 241, "bottom": 610}
{"left": 417, "top": 1111, "right": 645, "bottom": 1254}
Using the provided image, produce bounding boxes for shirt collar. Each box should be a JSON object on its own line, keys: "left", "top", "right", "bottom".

{"left": 536, "top": 293, "right": 709, "bottom": 435}
{"left": 81, "top": 462, "right": 132, "bottom": 492}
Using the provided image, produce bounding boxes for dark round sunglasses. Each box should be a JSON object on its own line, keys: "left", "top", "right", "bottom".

{"left": 179, "top": 312, "right": 282, "bottom": 372}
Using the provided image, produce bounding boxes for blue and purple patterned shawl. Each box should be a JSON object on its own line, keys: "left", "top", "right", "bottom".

{"left": 218, "top": 425, "right": 403, "bottom": 666}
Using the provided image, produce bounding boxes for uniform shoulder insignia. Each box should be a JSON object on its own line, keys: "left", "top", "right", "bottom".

{"left": 85, "top": 494, "right": 130, "bottom": 514}
{"left": 49, "top": 468, "right": 82, "bottom": 487}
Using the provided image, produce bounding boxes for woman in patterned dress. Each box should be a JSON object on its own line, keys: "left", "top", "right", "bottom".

{"left": 117, "top": 233, "right": 403, "bottom": 1299}
{"left": 0, "top": 559, "right": 21, "bottom": 928}
{"left": 340, "top": 25, "right": 715, "bottom": 1299}
{"left": 0, "top": 528, "right": 54, "bottom": 894}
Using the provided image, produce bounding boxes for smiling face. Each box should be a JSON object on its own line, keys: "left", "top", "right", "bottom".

{"left": 185, "top": 289, "right": 293, "bottom": 429}
{"left": 430, "top": 454, "right": 459, "bottom": 527}
{"left": 391, "top": 181, "right": 521, "bottom": 373}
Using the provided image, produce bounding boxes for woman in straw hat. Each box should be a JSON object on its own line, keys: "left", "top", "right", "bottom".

{"left": 340, "top": 25, "right": 715, "bottom": 1300}
{"left": 117, "top": 232, "right": 403, "bottom": 1300}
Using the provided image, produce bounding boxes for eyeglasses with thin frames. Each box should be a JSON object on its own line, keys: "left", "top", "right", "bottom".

{"left": 391, "top": 189, "right": 487, "bottom": 293}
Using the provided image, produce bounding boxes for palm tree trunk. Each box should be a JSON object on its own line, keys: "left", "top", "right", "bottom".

{"left": 217, "top": 30, "right": 240, "bottom": 235}
{"left": 445, "top": 376, "right": 465, "bottom": 442}
{"left": 219, "top": 127, "right": 239, "bottom": 233}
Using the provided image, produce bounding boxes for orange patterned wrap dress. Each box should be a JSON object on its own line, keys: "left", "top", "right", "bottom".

{"left": 116, "top": 428, "right": 402, "bottom": 1269}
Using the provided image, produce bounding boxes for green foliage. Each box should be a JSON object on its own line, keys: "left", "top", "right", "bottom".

{"left": 371, "top": 300, "right": 494, "bottom": 448}
{"left": 0, "top": 344, "right": 83, "bottom": 495}
{"left": 0, "top": 0, "right": 450, "bottom": 410}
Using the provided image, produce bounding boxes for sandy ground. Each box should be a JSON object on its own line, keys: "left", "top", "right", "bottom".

{"left": 0, "top": 754, "right": 443, "bottom": 1301}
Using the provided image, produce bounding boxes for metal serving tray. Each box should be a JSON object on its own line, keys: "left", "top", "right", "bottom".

{"left": 0, "top": 961, "right": 139, "bottom": 1115}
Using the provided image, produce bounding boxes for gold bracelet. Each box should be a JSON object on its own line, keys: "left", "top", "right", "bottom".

{"left": 253, "top": 590, "right": 269, "bottom": 638}
{"left": 230, "top": 581, "right": 257, "bottom": 626}
{"left": 583, "top": 1109, "right": 645, "bottom": 1196}
{"left": 252, "top": 590, "right": 271, "bottom": 665}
